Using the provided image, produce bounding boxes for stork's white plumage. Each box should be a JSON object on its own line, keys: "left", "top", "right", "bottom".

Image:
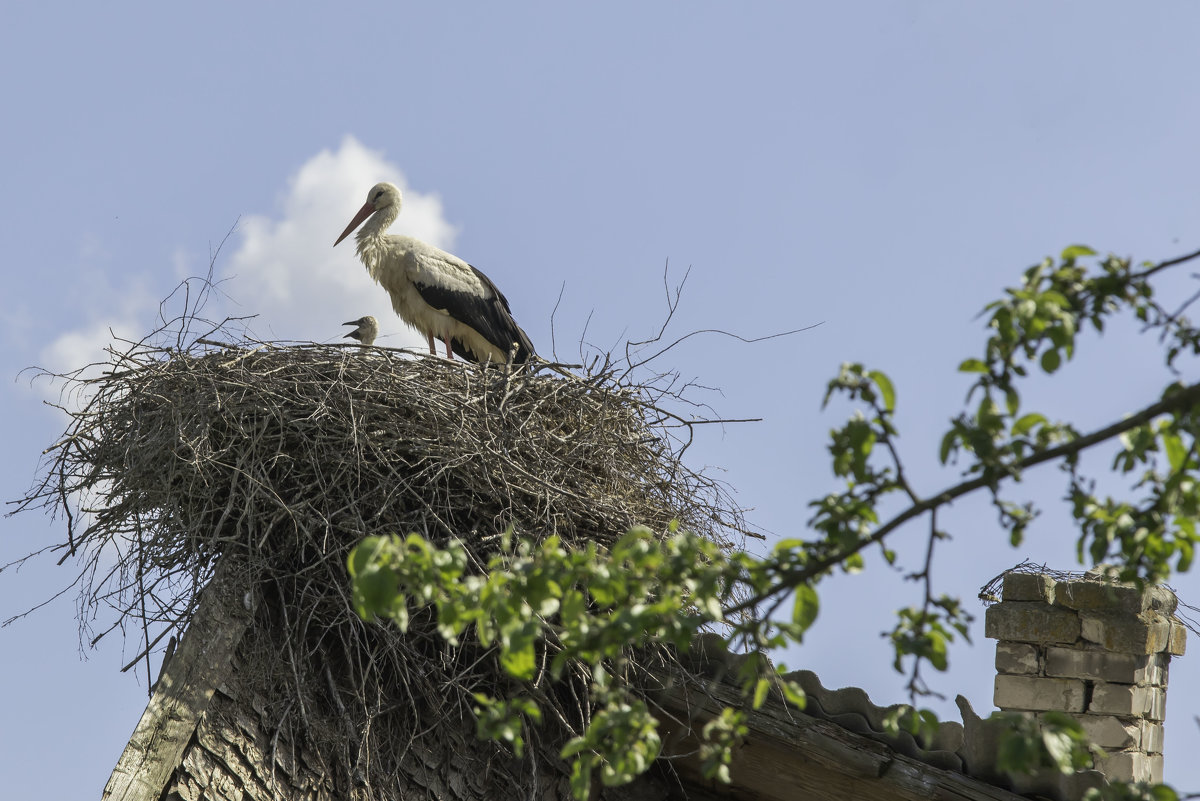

{"left": 343, "top": 315, "right": 379, "bottom": 346}
{"left": 333, "top": 182, "right": 535, "bottom": 365}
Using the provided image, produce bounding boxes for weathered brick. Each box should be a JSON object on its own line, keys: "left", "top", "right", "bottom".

{"left": 985, "top": 602, "right": 1080, "bottom": 644}
{"left": 1140, "top": 654, "right": 1165, "bottom": 684}
{"left": 1080, "top": 611, "right": 1170, "bottom": 654}
{"left": 1074, "top": 714, "right": 1138, "bottom": 749}
{"left": 1137, "top": 653, "right": 1167, "bottom": 686}
{"left": 1141, "top": 720, "right": 1164, "bottom": 754}
{"left": 1044, "top": 647, "right": 1162, "bottom": 684}
{"left": 1167, "top": 618, "right": 1187, "bottom": 656}
{"left": 1056, "top": 579, "right": 1141, "bottom": 613}
{"left": 995, "top": 642, "right": 1040, "bottom": 675}
{"left": 1144, "top": 587, "right": 1178, "bottom": 616}
{"left": 1089, "top": 684, "right": 1165, "bottom": 721}
{"left": 1002, "top": 572, "right": 1056, "bottom": 603}
{"left": 1068, "top": 571, "right": 1178, "bottom": 613}
{"left": 994, "top": 674, "right": 1086, "bottom": 712}
{"left": 1101, "top": 751, "right": 1163, "bottom": 784}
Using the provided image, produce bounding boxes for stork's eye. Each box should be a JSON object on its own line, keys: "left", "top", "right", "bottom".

{"left": 372, "top": 190, "right": 384, "bottom": 201}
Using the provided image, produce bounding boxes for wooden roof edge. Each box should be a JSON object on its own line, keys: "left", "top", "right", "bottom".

{"left": 101, "top": 561, "right": 255, "bottom": 801}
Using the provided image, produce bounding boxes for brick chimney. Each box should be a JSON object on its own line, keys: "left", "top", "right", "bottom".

{"left": 984, "top": 566, "right": 1187, "bottom": 784}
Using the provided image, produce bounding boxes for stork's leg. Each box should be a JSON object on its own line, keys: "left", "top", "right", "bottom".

{"left": 443, "top": 337, "right": 454, "bottom": 360}
{"left": 427, "top": 332, "right": 436, "bottom": 356}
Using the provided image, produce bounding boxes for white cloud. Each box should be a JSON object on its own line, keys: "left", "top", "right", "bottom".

{"left": 219, "top": 135, "right": 457, "bottom": 347}
{"left": 39, "top": 136, "right": 460, "bottom": 374}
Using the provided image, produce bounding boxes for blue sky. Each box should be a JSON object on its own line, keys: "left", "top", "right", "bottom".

{"left": 2, "top": 3, "right": 1199, "bottom": 794}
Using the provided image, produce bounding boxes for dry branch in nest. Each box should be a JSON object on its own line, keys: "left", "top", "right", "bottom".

{"left": 10, "top": 286, "right": 752, "bottom": 796}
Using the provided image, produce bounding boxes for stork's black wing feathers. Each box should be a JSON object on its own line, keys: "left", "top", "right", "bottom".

{"left": 466, "top": 266, "right": 536, "bottom": 361}
{"left": 412, "top": 265, "right": 535, "bottom": 364}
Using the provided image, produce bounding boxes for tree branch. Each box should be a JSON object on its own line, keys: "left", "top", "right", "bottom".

{"left": 1136, "top": 244, "right": 1200, "bottom": 282}
{"left": 728, "top": 378, "right": 1200, "bottom": 615}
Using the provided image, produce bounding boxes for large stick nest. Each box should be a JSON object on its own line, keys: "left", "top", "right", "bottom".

{"left": 12, "top": 297, "right": 750, "bottom": 796}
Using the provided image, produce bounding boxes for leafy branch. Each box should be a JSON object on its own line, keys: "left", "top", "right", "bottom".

{"left": 347, "top": 525, "right": 809, "bottom": 799}
{"left": 730, "top": 374, "right": 1200, "bottom": 616}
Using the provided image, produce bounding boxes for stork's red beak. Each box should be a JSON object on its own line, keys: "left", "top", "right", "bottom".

{"left": 333, "top": 201, "right": 377, "bottom": 246}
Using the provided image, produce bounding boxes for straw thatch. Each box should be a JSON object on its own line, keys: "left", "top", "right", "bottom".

{"left": 12, "top": 292, "right": 750, "bottom": 797}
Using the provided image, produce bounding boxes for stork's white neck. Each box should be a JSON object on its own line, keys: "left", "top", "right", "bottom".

{"left": 356, "top": 203, "right": 398, "bottom": 243}
{"left": 354, "top": 203, "right": 400, "bottom": 269}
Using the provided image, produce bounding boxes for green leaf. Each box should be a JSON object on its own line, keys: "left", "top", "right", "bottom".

{"left": 703, "top": 594, "right": 724, "bottom": 622}
{"left": 1040, "top": 348, "right": 1061, "bottom": 374}
{"left": 752, "top": 678, "right": 770, "bottom": 710}
{"left": 1163, "top": 431, "right": 1186, "bottom": 472}
{"left": 957, "top": 358, "right": 988, "bottom": 374}
{"left": 939, "top": 430, "right": 957, "bottom": 464}
{"left": 772, "top": 538, "right": 806, "bottom": 555}
{"left": 1004, "top": 387, "right": 1020, "bottom": 416}
{"left": 569, "top": 756, "right": 594, "bottom": 801}
{"left": 500, "top": 620, "right": 539, "bottom": 679}
{"left": 1041, "top": 729, "right": 1077, "bottom": 774}
{"left": 1149, "top": 785, "right": 1181, "bottom": 801}
{"left": 791, "top": 584, "right": 820, "bottom": 632}
{"left": 352, "top": 565, "right": 399, "bottom": 622}
{"left": 868, "top": 370, "right": 896, "bottom": 413}
{"left": 589, "top": 580, "right": 616, "bottom": 606}
{"left": 1012, "top": 412, "right": 1047, "bottom": 436}
{"left": 561, "top": 735, "right": 589, "bottom": 759}
{"left": 779, "top": 679, "right": 806, "bottom": 709}
{"left": 561, "top": 588, "right": 586, "bottom": 624}
{"left": 1060, "top": 244, "right": 1096, "bottom": 260}
{"left": 437, "top": 600, "right": 464, "bottom": 643}
{"left": 997, "top": 729, "right": 1034, "bottom": 772}
{"left": 1178, "top": 536, "right": 1194, "bottom": 573}
{"left": 1040, "top": 290, "right": 1070, "bottom": 309}
{"left": 927, "top": 630, "right": 948, "bottom": 670}
{"left": 347, "top": 535, "right": 386, "bottom": 579}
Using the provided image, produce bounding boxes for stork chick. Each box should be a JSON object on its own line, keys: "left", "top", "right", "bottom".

{"left": 343, "top": 316, "right": 379, "bottom": 346}
{"left": 333, "top": 182, "right": 535, "bottom": 365}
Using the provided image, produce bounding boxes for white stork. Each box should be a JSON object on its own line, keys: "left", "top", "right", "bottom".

{"left": 342, "top": 315, "right": 379, "bottom": 346}
{"left": 333, "top": 182, "right": 535, "bottom": 365}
